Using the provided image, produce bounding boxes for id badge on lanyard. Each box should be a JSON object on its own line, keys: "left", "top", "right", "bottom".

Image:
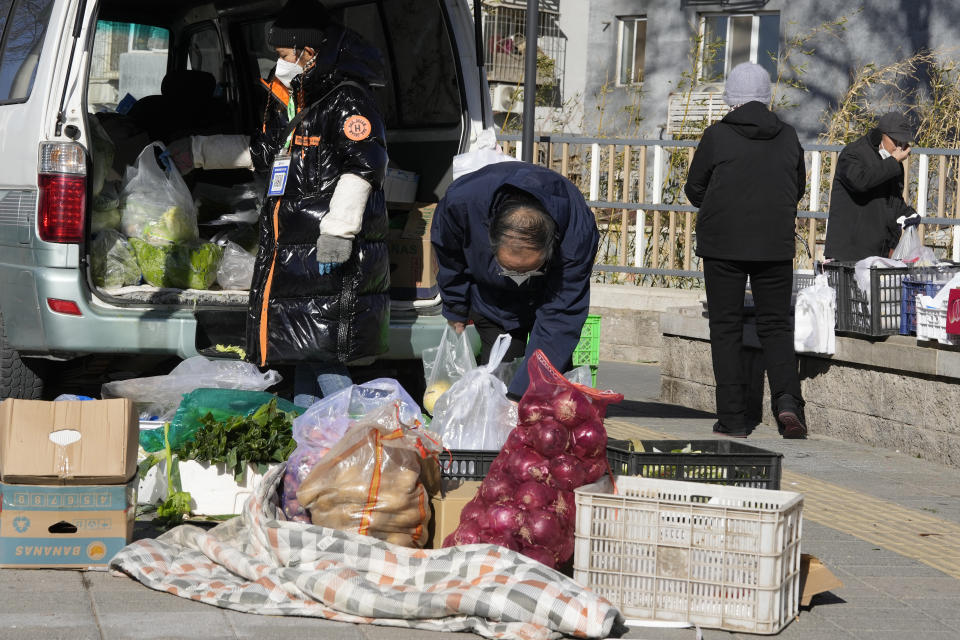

{"left": 268, "top": 96, "right": 298, "bottom": 197}
{"left": 268, "top": 153, "right": 291, "bottom": 197}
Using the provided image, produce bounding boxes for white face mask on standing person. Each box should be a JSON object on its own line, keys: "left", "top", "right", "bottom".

{"left": 878, "top": 144, "right": 892, "bottom": 160}
{"left": 274, "top": 56, "right": 303, "bottom": 89}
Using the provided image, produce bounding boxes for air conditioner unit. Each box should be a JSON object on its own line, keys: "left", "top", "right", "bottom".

{"left": 490, "top": 84, "right": 522, "bottom": 114}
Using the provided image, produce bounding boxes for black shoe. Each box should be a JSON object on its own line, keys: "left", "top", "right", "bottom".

{"left": 775, "top": 395, "right": 808, "bottom": 439}
{"left": 712, "top": 421, "right": 749, "bottom": 439}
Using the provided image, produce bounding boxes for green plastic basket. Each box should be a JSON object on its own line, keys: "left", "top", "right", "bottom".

{"left": 573, "top": 314, "right": 601, "bottom": 386}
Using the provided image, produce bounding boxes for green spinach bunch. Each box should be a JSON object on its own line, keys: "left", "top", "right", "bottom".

{"left": 176, "top": 398, "right": 298, "bottom": 481}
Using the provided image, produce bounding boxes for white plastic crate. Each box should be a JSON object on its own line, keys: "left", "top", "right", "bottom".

{"left": 574, "top": 476, "right": 803, "bottom": 635}
{"left": 138, "top": 459, "right": 282, "bottom": 516}
{"left": 915, "top": 296, "right": 960, "bottom": 345}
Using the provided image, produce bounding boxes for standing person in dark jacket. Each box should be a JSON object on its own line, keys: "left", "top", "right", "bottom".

{"left": 684, "top": 62, "right": 807, "bottom": 439}
{"left": 431, "top": 162, "right": 599, "bottom": 400}
{"left": 824, "top": 112, "right": 919, "bottom": 261}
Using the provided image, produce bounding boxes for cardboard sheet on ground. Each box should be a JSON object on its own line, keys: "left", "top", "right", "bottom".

{"left": 800, "top": 554, "right": 843, "bottom": 607}
{"left": 110, "top": 465, "right": 623, "bottom": 640}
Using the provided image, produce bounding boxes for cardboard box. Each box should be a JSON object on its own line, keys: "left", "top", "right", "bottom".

{"left": 0, "top": 399, "right": 138, "bottom": 485}
{"left": 427, "top": 480, "right": 481, "bottom": 549}
{"left": 799, "top": 554, "right": 843, "bottom": 606}
{"left": 0, "top": 480, "right": 136, "bottom": 568}
{"left": 387, "top": 204, "right": 439, "bottom": 301}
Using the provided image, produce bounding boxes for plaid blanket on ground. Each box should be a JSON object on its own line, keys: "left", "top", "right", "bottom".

{"left": 111, "top": 466, "right": 623, "bottom": 640}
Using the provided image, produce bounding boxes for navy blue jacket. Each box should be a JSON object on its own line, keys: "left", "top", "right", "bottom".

{"left": 431, "top": 162, "right": 599, "bottom": 398}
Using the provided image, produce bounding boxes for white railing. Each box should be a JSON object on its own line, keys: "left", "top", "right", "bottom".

{"left": 496, "top": 134, "right": 960, "bottom": 280}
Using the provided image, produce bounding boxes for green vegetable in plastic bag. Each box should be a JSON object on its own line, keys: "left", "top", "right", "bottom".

{"left": 142, "top": 206, "right": 198, "bottom": 244}
{"left": 91, "top": 229, "right": 141, "bottom": 289}
{"left": 130, "top": 239, "right": 223, "bottom": 290}
{"left": 139, "top": 388, "right": 305, "bottom": 453}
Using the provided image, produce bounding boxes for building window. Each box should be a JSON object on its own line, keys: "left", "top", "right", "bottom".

{"left": 700, "top": 13, "right": 779, "bottom": 82}
{"left": 616, "top": 16, "right": 647, "bottom": 85}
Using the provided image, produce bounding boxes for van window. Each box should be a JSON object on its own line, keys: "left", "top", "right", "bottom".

{"left": 88, "top": 20, "right": 169, "bottom": 112}
{"left": 236, "top": 0, "right": 460, "bottom": 130}
{"left": 186, "top": 26, "right": 223, "bottom": 85}
{"left": 0, "top": 0, "right": 55, "bottom": 103}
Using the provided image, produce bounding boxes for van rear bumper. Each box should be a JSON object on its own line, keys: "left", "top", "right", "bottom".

{"left": 0, "top": 265, "right": 462, "bottom": 360}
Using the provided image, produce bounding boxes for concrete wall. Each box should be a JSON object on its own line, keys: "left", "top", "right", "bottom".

{"left": 659, "top": 306, "right": 960, "bottom": 469}
{"left": 561, "top": 0, "right": 960, "bottom": 140}
{"left": 589, "top": 284, "right": 703, "bottom": 363}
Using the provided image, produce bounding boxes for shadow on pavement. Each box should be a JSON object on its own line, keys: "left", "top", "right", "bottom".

{"left": 606, "top": 399, "right": 714, "bottom": 420}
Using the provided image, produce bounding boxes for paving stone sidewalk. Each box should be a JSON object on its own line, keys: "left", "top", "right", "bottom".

{"left": 1, "top": 362, "right": 957, "bottom": 640}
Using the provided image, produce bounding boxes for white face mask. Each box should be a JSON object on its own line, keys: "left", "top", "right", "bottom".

{"left": 878, "top": 144, "right": 892, "bottom": 160}
{"left": 275, "top": 57, "right": 303, "bottom": 89}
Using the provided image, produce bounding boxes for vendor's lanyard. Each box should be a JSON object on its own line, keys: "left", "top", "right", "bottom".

{"left": 267, "top": 97, "right": 297, "bottom": 197}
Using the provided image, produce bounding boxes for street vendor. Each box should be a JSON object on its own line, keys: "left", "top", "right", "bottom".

{"left": 431, "top": 162, "right": 600, "bottom": 400}
{"left": 167, "top": 0, "right": 390, "bottom": 407}
{"left": 824, "top": 112, "right": 920, "bottom": 261}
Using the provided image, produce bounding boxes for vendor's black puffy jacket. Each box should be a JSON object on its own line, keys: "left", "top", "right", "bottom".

{"left": 246, "top": 25, "right": 389, "bottom": 367}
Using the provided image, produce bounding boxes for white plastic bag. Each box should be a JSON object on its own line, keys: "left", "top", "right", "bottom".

{"left": 100, "top": 356, "right": 281, "bottom": 420}
{"left": 282, "top": 378, "right": 425, "bottom": 522}
{"left": 430, "top": 334, "right": 516, "bottom": 450}
{"left": 892, "top": 226, "right": 937, "bottom": 266}
{"left": 564, "top": 365, "right": 593, "bottom": 387}
{"left": 794, "top": 274, "right": 836, "bottom": 354}
{"left": 451, "top": 129, "right": 520, "bottom": 181}
{"left": 422, "top": 324, "right": 476, "bottom": 413}
{"left": 120, "top": 142, "right": 199, "bottom": 245}
{"left": 216, "top": 241, "right": 255, "bottom": 290}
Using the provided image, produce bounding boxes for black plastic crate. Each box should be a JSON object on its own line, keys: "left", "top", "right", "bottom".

{"left": 607, "top": 439, "right": 634, "bottom": 476}
{"left": 613, "top": 439, "right": 783, "bottom": 490}
{"left": 441, "top": 450, "right": 498, "bottom": 483}
{"left": 821, "top": 262, "right": 907, "bottom": 336}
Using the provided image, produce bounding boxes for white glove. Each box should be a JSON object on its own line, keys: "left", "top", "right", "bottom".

{"left": 897, "top": 213, "right": 921, "bottom": 229}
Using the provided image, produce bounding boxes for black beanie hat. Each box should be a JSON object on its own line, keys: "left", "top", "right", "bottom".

{"left": 267, "top": 0, "right": 331, "bottom": 49}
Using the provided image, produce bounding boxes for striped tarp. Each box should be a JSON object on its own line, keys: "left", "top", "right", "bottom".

{"left": 111, "top": 465, "right": 623, "bottom": 640}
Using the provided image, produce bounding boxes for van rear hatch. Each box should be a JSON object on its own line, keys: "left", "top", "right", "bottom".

{"left": 83, "top": 0, "right": 466, "bottom": 352}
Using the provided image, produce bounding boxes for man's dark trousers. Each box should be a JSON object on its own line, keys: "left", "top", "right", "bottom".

{"left": 703, "top": 258, "right": 802, "bottom": 431}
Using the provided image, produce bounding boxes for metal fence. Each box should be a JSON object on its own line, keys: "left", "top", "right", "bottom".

{"left": 496, "top": 134, "right": 960, "bottom": 285}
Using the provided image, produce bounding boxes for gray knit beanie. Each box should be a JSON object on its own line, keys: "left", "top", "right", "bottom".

{"left": 722, "top": 62, "right": 772, "bottom": 107}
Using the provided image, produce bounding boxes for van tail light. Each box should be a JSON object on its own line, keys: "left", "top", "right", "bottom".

{"left": 47, "top": 298, "right": 83, "bottom": 316}
{"left": 38, "top": 142, "right": 86, "bottom": 243}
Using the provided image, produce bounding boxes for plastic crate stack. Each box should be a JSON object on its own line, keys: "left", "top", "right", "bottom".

{"left": 572, "top": 314, "right": 601, "bottom": 387}
{"left": 822, "top": 262, "right": 960, "bottom": 336}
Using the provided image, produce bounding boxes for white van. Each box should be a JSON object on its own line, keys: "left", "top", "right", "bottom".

{"left": 0, "top": 0, "right": 492, "bottom": 398}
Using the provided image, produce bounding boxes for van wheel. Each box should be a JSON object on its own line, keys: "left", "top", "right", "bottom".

{"left": 0, "top": 312, "right": 43, "bottom": 399}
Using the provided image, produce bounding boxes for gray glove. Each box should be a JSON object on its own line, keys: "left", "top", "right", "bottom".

{"left": 316, "top": 235, "right": 353, "bottom": 275}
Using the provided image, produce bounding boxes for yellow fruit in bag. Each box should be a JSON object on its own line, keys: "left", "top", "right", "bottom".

{"left": 422, "top": 381, "right": 451, "bottom": 414}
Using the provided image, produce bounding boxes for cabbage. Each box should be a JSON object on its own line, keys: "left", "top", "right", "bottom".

{"left": 122, "top": 202, "right": 199, "bottom": 245}
{"left": 130, "top": 239, "right": 223, "bottom": 290}
{"left": 91, "top": 230, "right": 141, "bottom": 289}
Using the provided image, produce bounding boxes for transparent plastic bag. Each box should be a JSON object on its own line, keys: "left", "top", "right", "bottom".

{"left": 216, "top": 241, "right": 255, "bottom": 290}
{"left": 794, "top": 274, "right": 836, "bottom": 355}
{"left": 91, "top": 229, "right": 141, "bottom": 289}
{"left": 120, "top": 142, "right": 199, "bottom": 245}
{"left": 101, "top": 356, "right": 282, "bottom": 421}
{"left": 431, "top": 334, "right": 516, "bottom": 450}
{"left": 892, "top": 226, "right": 937, "bottom": 266}
{"left": 564, "top": 365, "right": 593, "bottom": 387}
{"left": 422, "top": 324, "right": 476, "bottom": 413}
{"left": 295, "top": 402, "right": 441, "bottom": 548}
{"left": 282, "top": 378, "right": 423, "bottom": 522}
